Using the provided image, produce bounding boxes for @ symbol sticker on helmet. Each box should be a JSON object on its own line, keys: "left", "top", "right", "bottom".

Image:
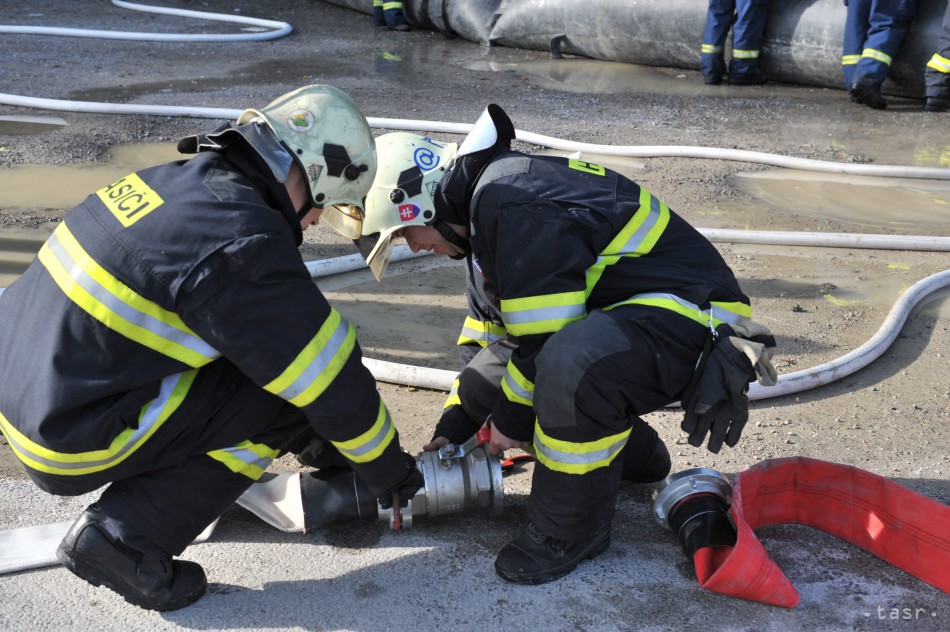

{"left": 413, "top": 146, "right": 440, "bottom": 171}
{"left": 287, "top": 109, "right": 315, "bottom": 132}
{"left": 398, "top": 203, "right": 421, "bottom": 222}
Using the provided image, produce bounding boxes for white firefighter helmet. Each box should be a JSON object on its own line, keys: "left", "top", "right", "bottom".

{"left": 237, "top": 84, "right": 377, "bottom": 238}
{"left": 358, "top": 132, "right": 458, "bottom": 280}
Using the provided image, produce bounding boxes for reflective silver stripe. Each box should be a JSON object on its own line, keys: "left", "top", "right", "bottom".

{"left": 458, "top": 324, "right": 505, "bottom": 346}
{"left": 44, "top": 229, "right": 219, "bottom": 363}
{"left": 503, "top": 303, "right": 586, "bottom": 326}
{"left": 268, "top": 315, "right": 352, "bottom": 404}
{"left": 502, "top": 372, "right": 533, "bottom": 405}
{"left": 0, "top": 370, "right": 195, "bottom": 474}
{"left": 333, "top": 403, "right": 396, "bottom": 463}
{"left": 534, "top": 433, "right": 628, "bottom": 470}
{"left": 610, "top": 292, "right": 746, "bottom": 326}
{"left": 928, "top": 53, "right": 950, "bottom": 73}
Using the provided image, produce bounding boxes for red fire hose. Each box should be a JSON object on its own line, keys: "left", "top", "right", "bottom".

{"left": 655, "top": 457, "right": 950, "bottom": 607}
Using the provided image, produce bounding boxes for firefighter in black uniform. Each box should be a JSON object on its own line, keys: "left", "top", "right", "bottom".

{"left": 0, "top": 85, "right": 423, "bottom": 610}
{"left": 354, "top": 108, "right": 777, "bottom": 584}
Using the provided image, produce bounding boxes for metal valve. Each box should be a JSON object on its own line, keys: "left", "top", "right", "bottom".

{"left": 379, "top": 427, "right": 504, "bottom": 529}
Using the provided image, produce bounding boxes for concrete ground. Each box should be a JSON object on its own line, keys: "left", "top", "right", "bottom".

{"left": 1, "top": 2, "right": 949, "bottom": 630}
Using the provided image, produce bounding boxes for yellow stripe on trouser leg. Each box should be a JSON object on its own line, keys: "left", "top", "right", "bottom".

{"left": 533, "top": 423, "right": 630, "bottom": 475}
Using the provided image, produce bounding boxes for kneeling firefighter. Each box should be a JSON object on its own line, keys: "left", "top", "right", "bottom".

{"left": 0, "top": 85, "right": 423, "bottom": 611}
{"left": 353, "top": 106, "right": 778, "bottom": 584}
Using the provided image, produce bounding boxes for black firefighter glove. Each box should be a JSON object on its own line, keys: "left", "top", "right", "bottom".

{"left": 377, "top": 452, "right": 425, "bottom": 510}
{"left": 680, "top": 322, "right": 777, "bottom": 454}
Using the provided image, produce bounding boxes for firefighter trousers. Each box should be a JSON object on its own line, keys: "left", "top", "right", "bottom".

{"left": 30, "top": 359, "right": 311, "bottom": 557}
{"left": 842, "top": 0, "right": 917, "bottom": 89}
{"left": 456, "top": 305, "right": 709, "bottom": 542}
{"left": 701, "top": 0, "right": 770, "bottom": 80}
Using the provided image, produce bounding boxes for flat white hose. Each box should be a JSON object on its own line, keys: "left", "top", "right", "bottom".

{"left": 0, "top": 0, "right": 291, "bottom": 42}
{"left": 748, "top": 268, "right": 950, "bottom": 400}
{"left": 1, "top": 237, "right": 947, "bottom": 399}
{"left": 361, "top": 269, "right": 950, "bottom": 401}
{"left": 304, "top": 244, "right": 428, "bottom": 277}
{"left": 1, "top": 3, "right": 948, "bottom": 402}
{"left": 0, "top": 95, "right": 949, "bottom": 181}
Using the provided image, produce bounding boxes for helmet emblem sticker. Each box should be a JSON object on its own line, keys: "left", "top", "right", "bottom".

{"left": 413, "top": 146, "right": 440, "bottom": 171}
{"left": 398, "top": 203, "right": 421, "bottom": 222}
{"left": 307, "top": 164, "right": 322, "bottom": 183}
{"left": 288, "top": 109, "right": 315, "bottom": 132}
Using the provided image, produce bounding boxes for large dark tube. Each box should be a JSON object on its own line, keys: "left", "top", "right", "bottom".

{"left": 320, "top": 0, "right": 948, "bottom": 97}
{"left": 300, "top": 468, "right": 379, "bottom": 530}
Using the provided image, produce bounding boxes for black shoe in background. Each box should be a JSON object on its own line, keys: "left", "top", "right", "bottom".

{"left": 56, "top": 505, "right": 207, "bottom": 611}
{"left": 494, "top": 521, "right": 611, "bottom": 584}
{"left": 925, "top": 98, "right": 950, "bottom": 113}
{"left": 728, "top": 71, "right": 768, "bottom": 86}
{"left": 850, "top": 82, "right": 888, "bottom": 109}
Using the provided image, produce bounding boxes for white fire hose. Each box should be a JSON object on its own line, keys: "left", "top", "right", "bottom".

{"left": 0, "top": 0, "right": 948, "bottom": 577}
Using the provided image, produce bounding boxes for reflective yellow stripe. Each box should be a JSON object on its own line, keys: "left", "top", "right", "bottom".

{"left": 208, "top": 440, "right": 278, "bottom": 480}
{"left": 533, "top": 423, "right": 630, "bottom": 475}
{"left": 0, "top": 370, "right": 197, "bottom": 476}
{"left": 732, "top": 49, "right": 760, "bottom": 59}
{"left": 701, "top": 44, "right": 723, "bottom": 54}
{"left": 607, "top": 292, "right": 751, "bottom": 327}
{"left": 382, "top": 1, "right": 403, "bottom": 10}
{"left": 862, "top": 48, "right": 892, "bottom": 66}
{"left": 39, "top": 223, "right": 218, "bottom": 367}
{"left": 264, "top": 309, "right": 356, "bottom": 407}
{"left": 842, "top": 54, "right": 860, "bottom": 66}
{"left": 501, "top": 291, "right": 586, "bottom": 336}
{"left": 501, "top": 360, "right": 534, "bottom": 406}
{"left": 443, "top": 379, "right": 461, "bottom": 409}
{"left": 586, "top": 186, "right": 669, "bottom": 292}
{"left": 928, "top": 53, "right": 950, "bottom": 74}
{"left": 332, "top": 400, "right": 396, "bottom": 463}
{"left": 611, "top": 293, "right": 751, "bottom": 324}
{"left": 456, "top": 316, "right": 507, "bottom": 347}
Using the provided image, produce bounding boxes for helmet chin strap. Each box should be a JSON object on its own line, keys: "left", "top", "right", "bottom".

{"left": 433, "top": 218, "right": 470, "bottom": 260}
{"left": 296, "top": 201, "right": 314, "bottom": 221}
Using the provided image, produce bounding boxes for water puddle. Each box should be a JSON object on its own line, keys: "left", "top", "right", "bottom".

{"left": 0, "top": 142, "right": 183, "bottom": 210}
{"left": 731, "top": 170, "right": 950, "bottom": 232}
{"left": 465, "top": 58, "right": 773, "bottom": 98}
{"left": 0, "top": 115, "right": 68, "bottom": 135}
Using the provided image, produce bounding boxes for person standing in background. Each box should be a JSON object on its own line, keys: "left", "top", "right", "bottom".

{"left": 924, "top": 0, "right": 950, "bottom": 112}
{"left": 373, "top": 0, "right": 410, "bottom": 31}
{"left": 700, "top": 0, "right": 771, "bottom": 85}
{"left": 842, "top": 0, "right": 918, "bottom": 109}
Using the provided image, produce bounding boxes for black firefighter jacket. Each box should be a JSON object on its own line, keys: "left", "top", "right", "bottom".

{"left": 0, "top": 146, "right": 406, "bottom": 495}
{"left": 462, "top": 151, "right": 752, "bottom": 442}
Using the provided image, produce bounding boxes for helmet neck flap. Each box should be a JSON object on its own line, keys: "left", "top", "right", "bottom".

{"left": 434, "top": 103, "right": 516, "bottom": 233}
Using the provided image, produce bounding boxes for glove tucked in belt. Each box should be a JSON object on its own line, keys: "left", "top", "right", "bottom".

{"left": 680, "top": 320, "right": 778, "bottom": 454}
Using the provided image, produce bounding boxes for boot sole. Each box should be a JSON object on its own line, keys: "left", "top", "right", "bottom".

{"left": 56, "top": 542, "right": 206, "bottom": 611}
{"left": 495, "top": 531, "right": 611, "bottom": 585}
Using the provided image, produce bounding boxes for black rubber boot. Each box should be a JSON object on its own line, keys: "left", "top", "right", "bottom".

{"left": 620, "top": 420, "right": 671, "bottom": 483}
{"left": 849, "top": 82, "right": 888, "bottom": 109}
{"left": 728, "top": 71, "right": 768, "bottom": 86}
{"left": 925, "top": 98, "right": 950, "bottom": 113}
{"left": 55, "top": 505, "right": 207, "bottom": 611}
{"left": 494, "top": 521, "right": 611, "bottom": 584}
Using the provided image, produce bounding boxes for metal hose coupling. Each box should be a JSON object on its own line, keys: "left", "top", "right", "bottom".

{"left": 237, "top": 428, "right": 504, "bottom": 532}
{"left": 381, "top": 428, "right": 504, "bottom": 529}
{"left": 651, "top": 468, "right": 737, "bottom": 558}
